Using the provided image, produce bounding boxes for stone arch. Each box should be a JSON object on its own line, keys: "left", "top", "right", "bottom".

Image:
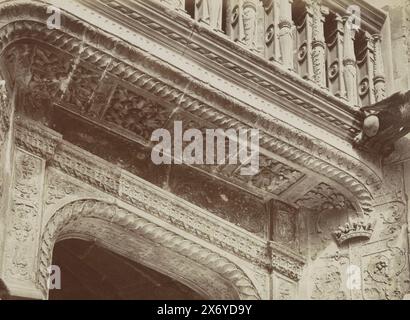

{"left": 37, "top": 199, "right": 261, "bottom": 300}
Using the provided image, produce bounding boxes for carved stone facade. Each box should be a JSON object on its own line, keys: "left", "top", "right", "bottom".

{"left": 0, "top": 0, "right": 409, "bottom": 300}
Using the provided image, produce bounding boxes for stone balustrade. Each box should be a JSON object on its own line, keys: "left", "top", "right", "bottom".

{"left": 155, "top": 0, "right": 387, "bottom": 109}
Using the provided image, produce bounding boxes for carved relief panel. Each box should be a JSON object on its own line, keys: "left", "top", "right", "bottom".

{"left": 270, "top": 200, "right": 298, "bottom": 249}
{"left": 2, "top": 149, "right": 44, "bottom": 294}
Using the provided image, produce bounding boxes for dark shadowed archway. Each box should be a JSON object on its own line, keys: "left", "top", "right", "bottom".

{"left": 50, "top": 239, "right": 205, "bottom": 300}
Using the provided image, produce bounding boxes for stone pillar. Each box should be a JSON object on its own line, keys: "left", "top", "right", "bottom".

{"left": 373, "top": 35, "right": 387, "bottom": 102}
{"left": 326, "top": 13, "right": 346, "bottom": 98}
{"left": 262, "top": 0, "right": 281, "bottom": 62}
{"left": 0, "top": 119, "right": 61, "bottom": 300}
{"left": 0, "top": 81, "right": 10, "bottom": 147}
{"left": 158, "top": 0, "right": 185, "bottom": 12}
{"left": 342, "top": 17, "right": 358, "bottom": 106}
{"left": 278, "top": 0, "right": 294, "bottom": 70}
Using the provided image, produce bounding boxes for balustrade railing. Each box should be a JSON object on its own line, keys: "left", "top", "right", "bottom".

{"left": 156, "top": 0, "right": 387, "bottom": 108}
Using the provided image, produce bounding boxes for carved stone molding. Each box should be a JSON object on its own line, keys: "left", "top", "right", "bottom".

{"left": 0, "top": 79, "right": 10, "bottom": 145}
{"left": 37, "top": 199, "right": 261, "bottom": 300}
{"left": 15, "top": 120, "right": 62, "bottom": 160}
{"left": 16, "top": 119, "right": 306, "bottom": 281}
{"left": 0, "top": 1, "right": 383, "bottom": 214}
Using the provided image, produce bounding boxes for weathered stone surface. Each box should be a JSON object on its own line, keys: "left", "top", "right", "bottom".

{"left": 0, "top": 0, "right": 408, "bottom": 301}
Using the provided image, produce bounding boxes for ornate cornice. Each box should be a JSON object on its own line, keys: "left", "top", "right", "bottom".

{"left": 37, "top": 199, "right": 261, "bottom": 300}
{"left": 0, "top": 1, "right": 383, "bottom": 214}
{"left": 16, "top": 118, "right": 306, "bottom": 281}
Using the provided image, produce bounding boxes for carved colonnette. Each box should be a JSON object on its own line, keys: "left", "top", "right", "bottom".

{"left": 92, "top": 0, "right": 359, "bottom": 134}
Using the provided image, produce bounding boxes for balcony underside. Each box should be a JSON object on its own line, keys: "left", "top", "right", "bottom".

{"left": 0, "top": 1, "right": 385, "bottom": 226}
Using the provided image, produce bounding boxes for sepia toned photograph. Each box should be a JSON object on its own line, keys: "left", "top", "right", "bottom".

{"left": 0, "top": 0, "right": 409, "bottom": 303}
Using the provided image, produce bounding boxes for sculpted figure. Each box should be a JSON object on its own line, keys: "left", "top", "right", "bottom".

{"left": 354, "top": 90, "right": 410, "bottom": 156}
{"left": 242, "top": 1, "right": 257, "bottom": 48}
{"left": 198, "top": 0, "right": 223, "bottom": 30}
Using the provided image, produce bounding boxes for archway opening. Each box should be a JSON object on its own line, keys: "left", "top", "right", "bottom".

{"left": 49, "top": 239, "right": 205, "bottom": 300}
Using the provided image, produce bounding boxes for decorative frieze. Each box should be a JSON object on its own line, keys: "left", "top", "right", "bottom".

{"left": 15, "top": 120, "right": 306, "bottom": 281}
